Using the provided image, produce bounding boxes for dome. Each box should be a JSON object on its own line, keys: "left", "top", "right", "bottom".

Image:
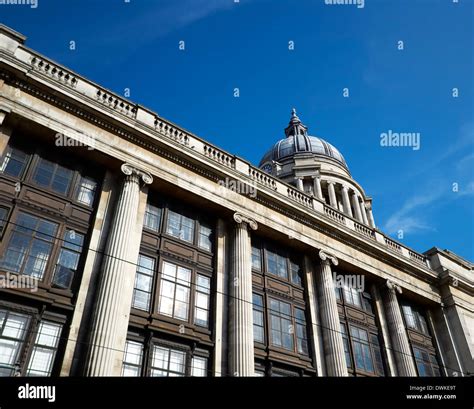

{"left": 259, "top": 109, "right": 348, "bottom": 170}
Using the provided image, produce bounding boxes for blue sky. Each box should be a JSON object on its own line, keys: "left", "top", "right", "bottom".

{"left": 2, "top": 0, "right": 473, "bottom": 260}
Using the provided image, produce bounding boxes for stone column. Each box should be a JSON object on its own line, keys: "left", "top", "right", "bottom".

{"left": 229, "top": 212, "right": 257, "bottom": 376}
{"left": 359, "top": 198, "right": 369, "bottom": 225}
{"left": 296, "top": 177, "right": 304, "bottom": 191}
{"left": 85, "top": 163, "right": 152, "bottom": 376}
{"left": 366, "top": 202, "right": 375, "bottom": 228}
{"left": 341, "top": 185, "right": 353, "bottom": 217}
{"left": 327, "top": 182, "right": 337, "bottom": 208}
{"left": 351, "top": 192, "right": 363, "bottom": 222}
{"left": 383, "top": 280, "right": 417, "bottom": 376}
{"left": 312, "top": 176, "right": 323, "bottom": 201}
{"left": 316, "top": 250, "right": 348, "bottom": 376}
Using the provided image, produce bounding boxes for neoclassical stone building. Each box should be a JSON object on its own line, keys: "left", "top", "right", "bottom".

{"left": 0, "top": 25, "right": 472, "bottom": 378}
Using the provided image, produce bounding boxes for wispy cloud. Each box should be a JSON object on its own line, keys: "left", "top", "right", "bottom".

{"left": 102, "top": 0, "right": 236, "bottom": 46}
{"left": 384, "top": 187, "right": 443, "bottom": 235}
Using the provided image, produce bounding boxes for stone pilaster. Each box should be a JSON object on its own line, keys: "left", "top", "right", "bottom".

{"left": 327, "top": 182, "right": 337, "bottom": 208}
{"left": 360, "top": 198, "right": 369, "bottom": 225}
{"left": 229, "top": 212, "right": 257, "bottom": 376}
{"left": 341, "top": 185, "right": 353, "bottom": 217}
{"left": 0, "top": 107, "right": 12, "bottom": 157}
{"left": 366, "top": 202, "right": 375, "bottom": 228}
{"left": 351, "top": 192, "right": 363, "bottom": 222}
{"left": 383, "top": 280, "right": 417, "bottom": 376}
{"left": 85, "top": 163, "right": 152, "bottom": 376}
{"left": 316, "top": 250, "right": 348, "bottom": 376}
{"left": 312, "top": 176, "right": 323, "bottom": 201}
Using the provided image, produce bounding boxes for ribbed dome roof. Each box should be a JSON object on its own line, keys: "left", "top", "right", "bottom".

{"left": 258, "top": 109, "right": 348, "bottom": 169}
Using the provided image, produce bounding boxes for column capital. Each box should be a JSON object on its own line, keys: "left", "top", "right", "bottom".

{"left": 327, "top": 180, "right": 335, "bottom": 186}
{"left": 365, "top": 202, "right": 372, "bottom": 210}
{"left": 318, "top": 250, "right": 338, "bottom": 266}
{"left": 121, "top": 163, "right": 153, "bottom": 185}
{"left": 233, "top": 212, "right": 258, "bottom": 230}
{"left": 386, "top": 279, "right": 402, "bottom": 294}
{"left": 341, "top": 184, "right": 349, "bottom": 191}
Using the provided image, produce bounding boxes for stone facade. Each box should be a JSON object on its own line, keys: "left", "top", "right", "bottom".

{"left": 0, "top": 25, "right": 472, "bottom": 378}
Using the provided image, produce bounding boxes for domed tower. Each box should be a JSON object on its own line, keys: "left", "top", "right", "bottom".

{"left": 259, "top": 109, "right": 375, "bottom": 227}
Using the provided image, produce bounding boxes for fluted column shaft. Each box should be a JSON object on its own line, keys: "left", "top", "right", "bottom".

{"left": 367, "top": 205, "right": 375, "bottom": 228}
{"left": 341, "top": 185, "right": 353, "bottom": 217}
{"left": 383, "top": 281, "right": 417, "bottom": 376}
{"left": 328, "top": 182, "right": 337, "bottom": 208}
{"left": 229, "top": 213, "right": 257, "bottom": 376}
{"left": 86, "top": 163, "right": 152, "bottom": 376}
{"left": 316, "top": 251, "right": 348, "bottom": 376}
{"left": 360, "top": 199, "right": 369, "bottom": 225}
{"left": 313, "top": 176, "right": 323, "bottom": 200}
{"left": 296, "top": 177, "right": 304, "bottom": 191}
{"left": 351, "top": 192, "right": 363, "bottom": 222}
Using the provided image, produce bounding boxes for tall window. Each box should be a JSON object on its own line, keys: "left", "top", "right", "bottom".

{"left": 158, "top": 262, "right": 191, "bottom": 321}
{"left": 0, "top": 310, "right": 30, "bottom": 376}
{"left": 0, "top": 146, "right": 29, "bottom": 178}
{"left": 166, "top": 210, "right": 194, "bottom": 243}
{"left": 350, "top": 326, "right": 374, "bottom": 373}
{"left": 52, "top": 230, "right": 84, "bottom": 289}
{"left": 0, "top": 212, "right": 58, "bottom": 279}
{"left": 252, "top": 294, "right": 264, "bottom": 343}
{"left": 269, "top": 298, "right": 293, "bottom": 351}
{"left": 343, "top": 285, "right": 362, "bottom": 308}
{"left": 75, "top": 176, "right": 97, "bottom": 206}
{"left": 132, "top": 255, "right": 155, "bottom": 311}
{"left": 401, "top": 304, "right": 430, "bottom": 335}
{"left": 143, "top": 203, "right": 162, "bottom": 232}
{"left": 122, "top": 340, "right": 143, "bottom": 376}
{"left": 340, "top": 323, "right": 352, "bottom": 368}
{"left": 33, "top": 158, "right": 73, "bottom": 195}
{"left": 26, "top": 321, "right": 62, "bottom": 376}
{"left": 198, "top": 225, "right": 212, "bottom": 251}
{"left": 194, "top": 275, "right": 210, "bottom": 327}
{"left": 290, "top": 261, "right": 302, "bottom": 286}
{"left": 252, "top": 246, "right": 262, "bottom": 271}
{"left": 295, "top": 308, "right": 308, "bottom": 355}
{"left": 342, "top": 324, "right": 385, "bottom": 376}
{"left": 413, "top": 347, "right": 441, "bottom": 377}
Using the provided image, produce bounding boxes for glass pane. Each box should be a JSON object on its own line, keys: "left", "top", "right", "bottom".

{"left": 57, "top": 249, "right": 80, "bottom": 270}
{"left": 174, "top": 301, "right": 189, "bottom": 320}
{"left": 3, "top": 313, "right": 29, "bottom": 339}
{"left": 195, "top": 293, "right": 208, "bottom": 309}
{"left": 198, "top": 225, "right": 212, "bottom": 250}
{"left": 144, "top": 204, "right": 161, "bottom": 232}
{"left": 176, "top": 267, "right": 191, "bottom": 285}
{"left": 132, "top": 290, "right": 150, "bottom": 311}
{"left": 196, "top": 275, "right": 210, "bottom": 293}
{"left": 152, "top": 346, "right": 169, "bottom": 370}
{"left": 162, "top": 262, "right": 176, "bottom": 280}
{"left": 124, "top": 341, "right": 143, "bottom": 366}
{"left": 26, "top": 347, "right": 54, "bottom": 376}
{"left": 191, "top": 356, "right": 207, "bottom": 377}
{"left": 1, "top": 148, "right": 28, "bottom": 177}
{"left": 33, "top": 159, "right": 54, "bottom": 187}
{"left": 0, "top": 339, "right": 21, "bottom": 366}
{"left": 252, "top": 247, "right": 261, "bottom": 270}
{"left": 36, "top": 322, "right": 61, "bottom": 347}
{"left": 169, "top": 350, "right": 185, "bottom": 374}
{"left": 166, "top": 211, "right": 181, "bottom": 237}
{"left": 122, "top": 365, "right": 140, "bottom": 377}
{"left": 76, "top": 177, "right": 97, "bottom": 206}
{"left": 23, "top": 240, "right": 52, "bottom": 278}
{"left": 52, "top": 166, "right": 72, "bottom": 194}
{"left": 194, "top": 308, "right": 208, "bottom": 326}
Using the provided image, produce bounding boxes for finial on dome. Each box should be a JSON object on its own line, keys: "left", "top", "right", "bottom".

{"left": 290, "top": 108, "right": 300, "bottom": 123}
{"left": 285, "top": 107, "right": 307, "bottom": 137}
